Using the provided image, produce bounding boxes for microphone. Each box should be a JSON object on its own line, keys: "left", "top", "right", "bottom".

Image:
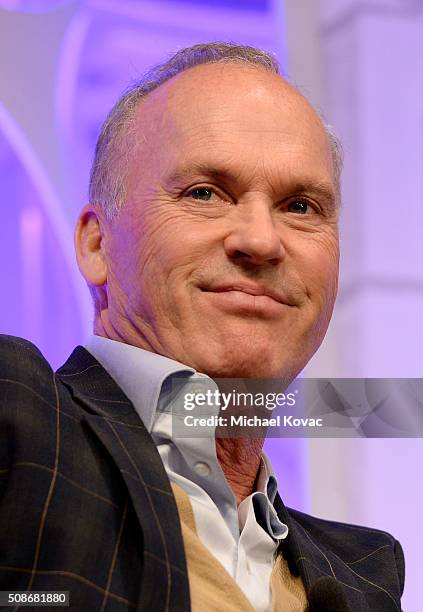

{"left": 308, "top": 576, "right": 350, "bottom": 612}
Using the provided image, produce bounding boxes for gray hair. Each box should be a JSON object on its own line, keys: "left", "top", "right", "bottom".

{"left": 89, "top": 41, "right": 343, "bottom": 219}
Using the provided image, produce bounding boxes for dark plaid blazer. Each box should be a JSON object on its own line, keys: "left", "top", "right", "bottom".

{"left": 0, "top": 336, "right": 405, "bottom": 611}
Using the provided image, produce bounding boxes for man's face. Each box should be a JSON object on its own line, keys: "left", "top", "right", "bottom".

{"left": 101, "top": 63, "right": 339, "bottom": 378}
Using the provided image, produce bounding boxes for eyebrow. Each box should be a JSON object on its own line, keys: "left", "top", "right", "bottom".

{"left": 165, "top": 161, "right": 233, "bottom": 186}
{"left": 165, "top": 162, "right": 337, "bottom": 209}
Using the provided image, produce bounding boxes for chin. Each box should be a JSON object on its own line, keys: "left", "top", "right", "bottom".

{"left": 191, "top": 346, "right": 297, "bottom": 380}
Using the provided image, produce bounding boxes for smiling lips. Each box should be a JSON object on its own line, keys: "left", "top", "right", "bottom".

{"left": 201, "top": 280, "right": 293, "bottom": 314}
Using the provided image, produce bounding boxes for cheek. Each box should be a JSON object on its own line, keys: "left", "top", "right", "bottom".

{"left": 293, "top": 231, "right": 339, "bottom": 306}
{"left": 106, "top": 206, "right": 205, "bottom": 305}
{"left": 311, "top": 241, "right": 339, "bottom": 319}
{"left": 110, "top": 204, "right": 169, "bottom": 271}
{"left": 136, "top": 207, "right": 223, "bottom": 284}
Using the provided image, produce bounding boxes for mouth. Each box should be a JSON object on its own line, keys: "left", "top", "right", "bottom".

{"left": 202, "top": 280, "right": 289, "bottom": 303}
{"left": 199, "top": 281, "right": 294, "bottom": 316}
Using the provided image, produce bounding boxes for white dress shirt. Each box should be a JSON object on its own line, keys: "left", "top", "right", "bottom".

{"left": 85, "top": 335, "right": 288, "bottom": 611}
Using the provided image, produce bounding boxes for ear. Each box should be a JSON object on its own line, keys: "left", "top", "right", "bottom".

{"left": 74, "top": 204, "right": 107, "bottom": 287}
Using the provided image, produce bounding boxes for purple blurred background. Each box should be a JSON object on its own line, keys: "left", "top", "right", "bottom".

{"left": 0, "top": 0, "right": 422, "bottom": 608}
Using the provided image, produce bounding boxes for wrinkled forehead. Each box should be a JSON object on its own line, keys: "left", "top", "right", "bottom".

{"left": 130, "top": 63, "right": 334, "bottom": 181}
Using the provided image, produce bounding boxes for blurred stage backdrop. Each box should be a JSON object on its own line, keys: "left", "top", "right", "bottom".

{"left": 0, "top": 0, "right": 422, "bottom": 608}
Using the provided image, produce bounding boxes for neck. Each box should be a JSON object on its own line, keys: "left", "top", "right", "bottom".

{"left": 215, "top": 436, "right": 264, "bottom": 505}
{"left": 95, "top": 314, "right": 266, "bottom": 503}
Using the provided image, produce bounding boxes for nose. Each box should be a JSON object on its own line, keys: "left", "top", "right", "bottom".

{"left": 223, "top": 200, "right": 285, "bottom": 266}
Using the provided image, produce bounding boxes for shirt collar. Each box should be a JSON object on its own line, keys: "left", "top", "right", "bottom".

{"left": 247, "top": 454, "right": 287, "bottom": 540}
{"left": 84, "top": 335, "right": 285, "bottom": 539}
{"left": 84, "top": 334, "right": 195, "bottom": 432}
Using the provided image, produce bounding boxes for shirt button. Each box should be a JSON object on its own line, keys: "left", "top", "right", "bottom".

{"left": 194, "top": 461, "right": 211, "bottom": 476}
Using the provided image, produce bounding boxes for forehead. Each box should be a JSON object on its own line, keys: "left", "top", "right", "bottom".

{"left": 131, "top": 63, "right": 333, "bottom": 184}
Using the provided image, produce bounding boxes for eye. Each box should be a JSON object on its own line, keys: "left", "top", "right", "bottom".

{"left": 287, "top": 199, "right": 312, "bottom": 215}
{"left": 188, "top": 187, "right": 215, "bottom": 201}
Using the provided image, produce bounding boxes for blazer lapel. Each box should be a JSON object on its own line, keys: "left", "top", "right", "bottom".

{"left": 56, "top": 346, "right": 191, "bottom": 612}
{"left": 274, "top": 494, "right": 368, "bottom": 611}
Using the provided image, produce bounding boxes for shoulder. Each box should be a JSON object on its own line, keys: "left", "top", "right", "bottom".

{"left": 0, "top": 334, "right": 58, "bottom": 409}
{"left": 0, "top": 336, "right": 61, "bottom": 456}
{"left": 288, "top": 506, "right": 405, "bottom": 594}
{"left": 288, "top": 506, "right": 398, "bottom": 550}
{"left": 0, "top": 334, "right": 53, "bottom": 379}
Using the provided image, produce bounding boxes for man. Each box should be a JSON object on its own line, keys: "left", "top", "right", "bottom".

{"left": 0, "top": 43, "right": 404, "bottom": 611}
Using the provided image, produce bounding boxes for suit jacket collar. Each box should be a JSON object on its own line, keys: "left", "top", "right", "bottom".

{"left": 57, "top": 345, "right": 368, "bottom": 612}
